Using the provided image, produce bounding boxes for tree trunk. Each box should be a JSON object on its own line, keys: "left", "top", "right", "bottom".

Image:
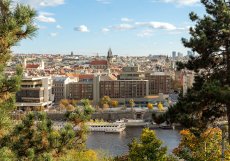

{"left": 226, "top": 41, "right": 230, "bottom": 144}
{"left": 227, "top": 105, "right": 230, "bottom": 144}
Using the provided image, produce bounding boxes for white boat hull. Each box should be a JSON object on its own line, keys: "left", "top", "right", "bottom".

{"left": 87, "top": 123, "right": 126, "bottom": 133}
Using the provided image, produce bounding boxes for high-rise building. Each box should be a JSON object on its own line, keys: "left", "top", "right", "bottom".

{"left": 172, "top": 51, "right": 176, "bottom": 59}
{"left": 178, "top": 52, "right": 183, "bottom": 58}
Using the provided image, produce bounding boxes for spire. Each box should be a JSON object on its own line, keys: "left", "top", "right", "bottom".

{"left": 166, "top": 55, "right": 169, "bottom": 63}
{"left": 107, "top": 48, "right": 113, "bottom": 59}
{"left": 107, "top": 48, "right": 113, "bottom": 68}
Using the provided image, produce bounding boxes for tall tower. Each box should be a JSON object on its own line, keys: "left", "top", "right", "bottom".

{"left": 41, "top": 59, "right": 45, "bottom": 70}
{"left": 23, "top": 58, "right": 27, "bottom": 69}
{"left": 107, "top": 48, "right": 113, "bottom": 67}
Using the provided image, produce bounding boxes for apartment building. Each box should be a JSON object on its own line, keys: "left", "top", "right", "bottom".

{"left": 100, "top": 80, "right": 149, "bottom": 99}
{"left": 90, "top": 60, "right": 108, "bottom": 69}
{"left": 145, "top": 72, "right": 171, "bottom": 94}
{"left": 67, "top": 74, "right": 94, "bottom": 100}
{"left": 52, "top": 77, "right": 77, "bottom": 103}
{"left": 16, "top": 77, "right": 53, "bottom": 110}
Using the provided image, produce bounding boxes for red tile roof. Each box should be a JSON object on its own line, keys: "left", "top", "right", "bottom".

{"left": 66, "top": 73, "right": 80, "bottom": 77}
{"left": 90, "top": 60, "right": 108, "bottom": 65}
{"left": 65, "top": 73, "right": 94, "bottom": 79}
{"left": 26, "top": 64, "right": 40, "bottom": 69}
{"left": 79, "top": 74, "right": 94, "bottom": 79}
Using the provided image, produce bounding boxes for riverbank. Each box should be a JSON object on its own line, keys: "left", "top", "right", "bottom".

{"left": 47, "top": 109, "right": 166, "bottom": 121}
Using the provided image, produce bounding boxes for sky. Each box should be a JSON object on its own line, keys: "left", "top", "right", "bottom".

{"left": 13, "top": 0, "right": 205, "bottom": 56}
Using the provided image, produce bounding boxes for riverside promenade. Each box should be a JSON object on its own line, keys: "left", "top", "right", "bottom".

{"left": 47, "top": 108, "right": 166, "bottom": 121}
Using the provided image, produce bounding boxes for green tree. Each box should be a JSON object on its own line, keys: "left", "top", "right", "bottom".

{"left": 0, "top": 0, "right": 37, "bottom": 104}
{"left": 0, "top": 147, "right": 16, "bottom": 161}
{"left": 58, "top": 149, "right": 112, "bottom": 161}
{"left": 66, "top": 99, "right": 94, "bottom": 125}
{"left": 129, "top": 99, "right": 135, "bottom": 111}
{"left": 0, "top": 0, "right": 37, "bottom": 140}
{"left": 65, "top": 99, "right": 95, "bottom": 148}
{"left": 127, "top": 128, "right": 177, "bottom": 161}
{"left": 155, "top": 0, "right": 230, "bottom": 142}
{"left": 0, "top": 112, "right": 76, "bottom": 160}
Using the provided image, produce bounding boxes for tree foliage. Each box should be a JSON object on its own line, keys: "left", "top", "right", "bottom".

{"left": 0, "top": 113, "right": 76, "bottom": 160}
{"left": 147, "top": 103, "right": 153, "bottom": 110}
{"left": 127, "top": 128, "right": 177, "bottom": 161}
{"left": 174, "top": 128, "right": 230, "bottom": 161}
{"left": 111, "top": 100, "right": 119, "bottom": 108}
{"left": 0, "top": 0, "right": 37, "bottom": 141}
{"left": 0, "top": 147, "right": 16, "bottom": 161}
{"left": 65, "top": 99, "right": 94, "bottom": 125}
{"left": 59, "top": 99, "right": 77, "bottom": 111}
{"left": 58, "top": 149, "right": 112, "bottom": 161}
{"left": 65, "top": 99, "right": 95, "bottom": 149}
{"left": 129, "top": 99, "right": 135, "bottom": 107}
{"left": 100, "top": 96, "right": 111, "bottom": 108}
{"left": 0, "top": 0, "right": 37, "bottom": 103}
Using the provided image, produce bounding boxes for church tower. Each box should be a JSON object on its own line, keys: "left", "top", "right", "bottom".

{"left": 107, "top": 48, "right": 113, "bottom": 67}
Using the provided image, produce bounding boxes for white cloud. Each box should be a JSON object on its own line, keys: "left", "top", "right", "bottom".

{"left": 96, "top": 0, "right": 111, "bottom": 4}
{"left": 113, "top": 24, "right": 135, "bottom": 31}
{"left": 74, "top": 25, "right": 90, "bottom": 32}
{"left": 152, "top": 0, "right": 199, "bottom": 6}
{"left": 40, "top": 0, "right": 65, "bottom": 7}
{"left": 36, "top": 12, "right": 56, "bottom": 23}
{"left": 102, "top": 28, "right": 110, "bottom": 33}
{"left": 17, "top": 0, "right": 65, "bottom": 8}
{"left": 50, "top": 32, "right": 58, "bottom": 37}
{"left": 56, "top": 25, "right": 63, "bottom": 29}
{"left": 137, "top": 29, "right": 154, "bottom": 37}
{"left": 121, "top": 17, "right": 134, "bottom": 23}
{"left": 136, "top": 21, "right": 177, "bottom": 30}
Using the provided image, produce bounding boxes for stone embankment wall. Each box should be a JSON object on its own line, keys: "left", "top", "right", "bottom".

{"left": 47, "top": 110, "right": 165, "bottom": 121}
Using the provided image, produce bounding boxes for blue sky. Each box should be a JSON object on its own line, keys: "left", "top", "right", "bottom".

{"left": 13, "top": 0, "right": 205, "bottom": 56}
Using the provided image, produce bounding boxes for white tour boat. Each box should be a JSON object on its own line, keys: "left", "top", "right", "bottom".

{"left": 52, "top": 121, "right": 126, "bottom": 133}
{"left": 116, "top": 119, "right": 150, "bottom": 127}
{"left": 87, "top": 122, "right": 126, "bottom": 133}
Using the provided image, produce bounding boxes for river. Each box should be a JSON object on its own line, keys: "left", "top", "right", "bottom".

{"left": 86, "top": 127, "right": 181, "bottom": 156}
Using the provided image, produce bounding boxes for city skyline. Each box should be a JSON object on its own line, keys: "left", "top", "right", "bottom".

{"left": 13, "top": 0, "right": 205, "bottom": 56}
